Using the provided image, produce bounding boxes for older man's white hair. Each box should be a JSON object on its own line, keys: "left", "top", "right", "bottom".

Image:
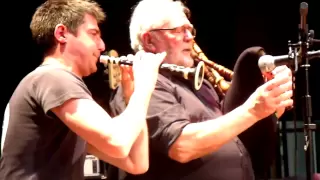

{"left": 129, "top": 0, "right": 188, "bottom": 52}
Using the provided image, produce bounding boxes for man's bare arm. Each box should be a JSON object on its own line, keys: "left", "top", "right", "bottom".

{"left": 52, "top": 91, "right": 150, "bottom": 159}
{"left": 168, "top": 105, "right": 258, "bottom": 163}
{"left": 87, "top": 121, "right": 149, "bottom": 174}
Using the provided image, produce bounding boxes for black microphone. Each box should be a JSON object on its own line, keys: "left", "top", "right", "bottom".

{"left": 258, "top": 50, "right": 320, "bottom": 73}
{"left": 299, "top": 2, "right": 308, "bottom": 39}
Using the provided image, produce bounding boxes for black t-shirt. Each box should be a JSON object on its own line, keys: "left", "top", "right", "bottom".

{"left": 0, "top": 65, "right": 92, "bottom": 180}
{"left": 110, "top": 72, "right": 255, "bottom": 180}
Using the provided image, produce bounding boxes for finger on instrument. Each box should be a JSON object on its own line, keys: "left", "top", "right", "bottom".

{"left": 272, "top": 65, "right": 287, "bottom": 74}
{"left": 277, "top": 98, "right": 294, "bottom": 109}
{"left": 270, "top": 80, "right": 293, "bottom": 97}
{"left": 265, "top": 73, "right": 291, "bottom": 91}
{"left": 120, "top": 65, "right": 132, "bottom": 80}
{"left": 272, "top": 66, "right": 292, "bottom": 78}
{"left": 274, "top": 90, "right": 293, "bottom": 104}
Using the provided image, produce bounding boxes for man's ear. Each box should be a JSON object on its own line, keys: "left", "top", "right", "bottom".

{"left": 141, "top": 32, "right": 156, "bottom": 52}
{"left": 54, "top": 24, "right": 68, "bottom": 44}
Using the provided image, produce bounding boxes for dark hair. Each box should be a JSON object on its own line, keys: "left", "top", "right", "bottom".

{"left": 30, "top": 0, "right": 106, "bottom": 54}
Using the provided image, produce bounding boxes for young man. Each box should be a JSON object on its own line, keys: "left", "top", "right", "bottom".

{"left": 109, "top": 0, "right": 294, "bottom": 179}
{"left": 0, "top": 0, "right": 166, "bottom": 179}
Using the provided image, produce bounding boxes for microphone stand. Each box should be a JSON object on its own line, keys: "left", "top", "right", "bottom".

{"left": 287, "top": 2, "right": 317, "bottom": 180}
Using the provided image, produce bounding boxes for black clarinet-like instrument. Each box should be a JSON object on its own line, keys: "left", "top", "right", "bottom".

{"left": 99, "top": 54, "right": 205, "bottom": 91}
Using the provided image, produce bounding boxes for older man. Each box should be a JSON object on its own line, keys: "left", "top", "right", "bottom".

{"left": 110, "top": 0, "right": 293, "bottom": 179}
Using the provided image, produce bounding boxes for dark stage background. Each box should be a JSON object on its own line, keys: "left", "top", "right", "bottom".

{"left": 1, "top": 0, "right": 320, "bottom": 179}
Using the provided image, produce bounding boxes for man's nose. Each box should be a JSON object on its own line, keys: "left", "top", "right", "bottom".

{"left": 184, "top": 29, "right": 194, "bottom": 41}
{"left": 98, "top": 38, "right": 106, "bottom": 52}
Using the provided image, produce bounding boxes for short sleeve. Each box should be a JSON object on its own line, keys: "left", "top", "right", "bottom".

{"left": 146, "top": 81, "right": 191, "bottom": 155}
{"left": 109, "top": 76, "right": 191, "bottom": 155}
{"left": 34, "top": 68, "right": 93, "bottom": 114}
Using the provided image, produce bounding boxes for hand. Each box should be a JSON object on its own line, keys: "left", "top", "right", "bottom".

{"left": 263, "top": 65, "right": 294, "bottom": 117}
{"left": 272, "top": 66, "right": 294, "bottom": 117}
{"left": 120, "top": 64, "right": 134, "bottom": 105}
{"left": 129, "top": 50, "right": 167, "bottom": 95}
{"left": 244, "top": 65, "right": 294, "bottom": 120}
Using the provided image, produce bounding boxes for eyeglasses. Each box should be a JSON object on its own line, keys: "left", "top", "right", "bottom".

{"left": 149, "top": 25, "right": 196, "bottom": 38}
